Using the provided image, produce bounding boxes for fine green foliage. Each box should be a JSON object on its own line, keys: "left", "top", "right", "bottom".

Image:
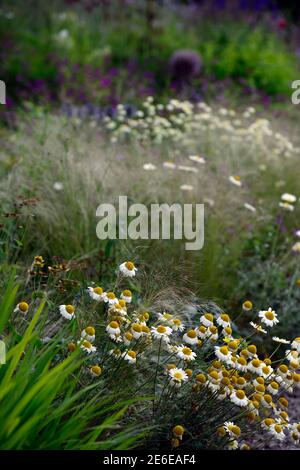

{"left": 0, "top": 280, "right": 145, "bottom": 450}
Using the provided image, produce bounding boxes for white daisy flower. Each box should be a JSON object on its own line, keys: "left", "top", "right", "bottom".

{"left": 230, "top": 389, "right": 248, "bottom": 407}
{"left": 169, "top": 367, "right": 188, "bottom": 387}
{"left": 14, "top": 301, "right": 29, "bottom": 315}
{"left": 180, "top": 184, "right": 194, "bottom": 191}
{"left": 229, "top": 175, "right": 242, "bottom": 187}
{"left": 216, "top": 313, "right": 231, "bottom": 328}
{"left": 279, "top": 202, "right": 294, "bottom": 211}
{"left": 244, "top": 203, "right": 256, "bottom": 212}
{"left": 188, "top": 155, "right": 205, "bottom": 164}
{"left": 59, "top": 304, "right": 75, "bottom": 320}
{"left": 269, "top": 423, "right": 286, "bottom": 441}
{"left": 182, "top": 330, "right": 199, "bottom": 346}
{"left": 151, "top": 325, "right": 172, "bottom": 342}
{"left": 261, "top": 364, "right": 274, "bottom": 379}
{"left": 120, "top": 289, "right": 132, "bottom": 303}
{"left": 197, "top": 325, "right": 208, "bottom": 339}
{"left": 131, "top": 323, "right": 143, "bottom": 340}
{"left": 163, "top": 161, "right": 177, "bottom": 170}
{"left": 292, "top": 242, "right": 300, "bottom": 253}
{"left": 285, "top": 349, "right": 299, "bottom": 362}
{"left": 81, "top": 326, "right": 96, "bottom": 343}
{"left": 249, "top": 322, "right": 267, "bottom": 334}
{"left": 200, "top": 313, "right": 214, "bottom": 327}
{"left": 171, "top": 318, "right": 185, "bottom": 332}
{"left": 267, "top": 381, "right": 279, "bottom": 395}
{"left": 119, "top": 261, "right": 137, "bottom": 277}
{"left": 272, "top": 337, "right": 290, "bottom": 344}
{"left": 53, "top": 181, "right": 64, "bottom": 191}
{"left": 258, "top": 307, "right": 279, "bottom": 327}
{"left": 215, "top": 345, "right": 232, "bottom": 363}
{"left": 79, "top": 340, "right": 97, "bottom": 354}
{"left": 106, "top": 321, "right": 121, "bottom": 337}
{"left": 176, "top": 345, "right": 196, "bottom": 362}
{"left": 178, "top": 165, "right": 198, "bottom": 173}
{"left": 143, "top": 163, "right": 157, "bottom": 171}
{"left": 157, "top": 312, "right": 173, "bottom": 324}
{"left": 90, "top": 365, "right": 102, "bottom": 377}
{"left": 87, "top": 286, "right": 106, "bottom": 301}
{"left": 124, "top": 350, "right": 137, "bottom": 364}
{"left": 224, "top": 422, "right": 241, "bottom": 439}
{"left": 103, "top": 292, "right": 119, "bottom": 305}
{"left": 281, "top": 193, "right": 297, "bottom": 203}
{"left": 291, "top": 337, "right": 300, "bottom": 353}
{"left": 227, "top": 440, "right": 239, "bottom": 450}
{"left": 248, "top": 359, "right": 263, "bottom": 375}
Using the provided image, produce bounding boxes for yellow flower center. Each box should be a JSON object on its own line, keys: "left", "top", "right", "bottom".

{"left": 263, "top": 394, "right": 272, "bottom": 404}
{"left": 198, "top": 325, "right": 206, "bottom": 333}
{"left": 209, "top": 326, "right": 217, "bottom": 334}
{"left": 279, "top": 364, "right": 288, "bottom": 374}
{"left": 82, "top": 340, "right": 92, "bottom": 349}
{"left": 228, "top": 340, "right": 238, "bottom": 350}
{"left": 19, "top": 301, "right": 29, "bottom": 312}
{"left": 220, "top": 346, "right": 229, "bottom": 355}
{"left": 132, "top": 323, "right": 142, "bottom": 333}
{"left": 127, "top": 350, "right": 136, "bottom": 359}
{"left": 142, "top": 325, "right": 150, "bottom": 333}
{"left": 221, "top": 377, "right": 230, "bottom": 386}
{"left": 279, "top": 397, "right": 288, "bottom": 408}
{"left": 107, "top": 292, "right": 116, "bottom": 299}
{"left": 173, "top": 425, "right": 184, "bottom": 436}
{"left": 271, "top": 382, "right": 279, "bottom": 390}
{"left": 252, "top": 359, "right": 260, "bottom": 368}
{"left": 91, "top": 365, "right": 102, "bottom": 376}
{"left": 209, "top": 370, "right": 219, "bottom": 380}
{"left": 125, "top": 332, "right": 133, "bottom": 341}
{"left": 173, "top": 319, "right": 181, "bottom": 326}
{"left": 221, "top": 314, "right": 230, "bottom": 322}
{"left": 237, "top": 357, "right": 247, "bottom": 366}
{"left": 187, "top": 330, "right": 197, "bottom": 338}
{"left": 243, "top": 300, "right": 252, "bottom": 309}
{"left": 247, "top": 345, "right": 257, "bottom": 355}
{"left": 265, "top": 418, "right": 274, "bottom": 426}
{"left": 204, "top": 313, "right": 213, "bottom": 322}
{"left": 237, "top": 377, "right": 246, "bottom": 385}
{"left": 212, "top": 360, "right": 222, "bottom": 369}
{"left": 119, "top": 299, "right": 126, "bottom": 308}
{"left": 93, "top": 287, "right": 103, "bottom": 295}
{"left": 182, "top": 347, "right": 192, "bottom": 355}
{"left": 65, "top": 305, "right": 74, "bottom": 314}
{"left": 236, "top": 390, "right": 246, "bottom": 399}
{"left": 196, "top": 373, "right": 206, "bottom": 383}
{"left": 163, "top": 313, "right": 173, "bottom": 319}
{"left": 157, "top": 325, "right": 167, "bottom": 334}
{"left": 174, "top": 372, "right": 183, "bottom": 380}
{"left": 85, "top": 326, "right": 95, "bottom": 335}
{"left": 109, "top": 321, "right": 119, "bottom": 329}
{"left": 274, "top": 424, "right": 282, "bottom": 434}
{"left": 125, "top": 261, "right": 135, "bottom": 270}
{"left": 122, "top": 290, "right": 132, "bottom": 297}
{"left": 265, "top": 311, "right": 274, "bottom": 320}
